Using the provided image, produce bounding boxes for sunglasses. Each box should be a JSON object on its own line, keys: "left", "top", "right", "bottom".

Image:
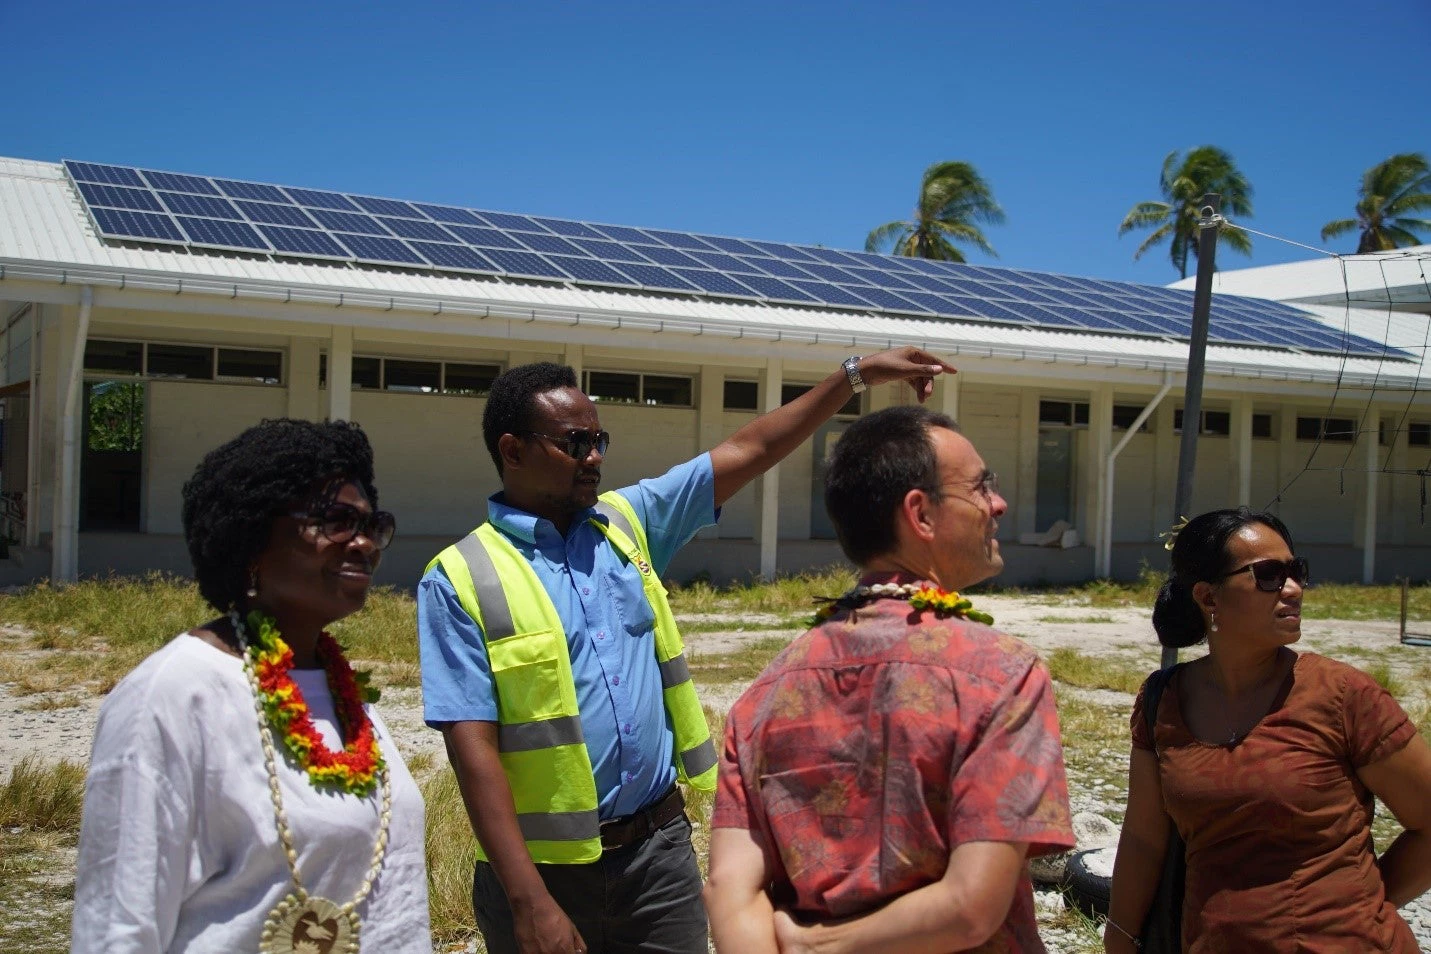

{"left": 289, "top": 503, "right": 397, "bottom": 550}
{"left": 1219, "top": 557, "right": 1309, "bottom": 592}
{"left": 522, "top": 429, "right": 611, "bottom": 461}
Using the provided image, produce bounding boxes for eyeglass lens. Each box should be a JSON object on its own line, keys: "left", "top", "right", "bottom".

{"left": 533, "top": 430, "right": 610, "bottom": 460}
{"left": 1250, "top": 557, "right": 1309, "bottom": 591}
{"left": 317, "top": 505, "right": 396, "bottom": 549}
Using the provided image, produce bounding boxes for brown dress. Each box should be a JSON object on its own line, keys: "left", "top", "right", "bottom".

{"left": 1131, "top": 651, "right": 1419, "bottom": 953}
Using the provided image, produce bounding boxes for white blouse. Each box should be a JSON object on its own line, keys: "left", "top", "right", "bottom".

{"left": 70, "top": 634, "right": 431, "bottom": 953}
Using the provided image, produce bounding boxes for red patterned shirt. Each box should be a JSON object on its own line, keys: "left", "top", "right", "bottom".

{"left": 712, "top": 576, "right": 1074, "bottom": 950}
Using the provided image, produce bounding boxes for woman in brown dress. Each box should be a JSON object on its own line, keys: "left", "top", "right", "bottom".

{"left": 1105, "top": 508, "right": 1431, "bottom": 953}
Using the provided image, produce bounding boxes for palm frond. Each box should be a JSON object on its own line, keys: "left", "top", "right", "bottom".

{"left": 1131, "top": 222, "right": 1174, "bottom": 260}
{"left": 1119, "top": 202, "right": 1170, "bottom": 234}
{"left": 1320, "top": 218, "right": 1358, "bottom": 242}
{"left": 865, "top": 220, "right": 912, "bottom": 253}
{"left": 1215, "top": 225, "right": 1253, "bottom": 256}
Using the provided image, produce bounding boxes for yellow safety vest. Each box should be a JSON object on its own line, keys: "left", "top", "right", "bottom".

{"left": 430, "top": 491, "right": 718, "bottom": 864}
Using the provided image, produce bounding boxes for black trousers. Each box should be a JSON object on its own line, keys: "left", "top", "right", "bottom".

{"left": 472, "top": 813, "right": 708, "bottom": 954}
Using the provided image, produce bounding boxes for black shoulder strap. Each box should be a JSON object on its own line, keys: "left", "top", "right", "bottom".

{"left": 1143, "top": 664, "right": 1180, "bottom": 755}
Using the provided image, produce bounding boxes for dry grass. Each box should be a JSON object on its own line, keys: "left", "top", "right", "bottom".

{"left": 1046, "top": 647, "right": 1149, "bottom": 695}
{"left": 0, "top": 757, "right": 86, "bottom": 831}
{"left": 668, "top": 566, "right": 856, "bottom": 618}
{"left": 422, "top": 767, "right": 481, "bottom": 944}
{"left": 687, "top": 636, "right": 793, "bottom": 684}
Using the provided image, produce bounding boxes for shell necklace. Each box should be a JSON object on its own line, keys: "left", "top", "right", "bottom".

{"left": 232, "top": 610, "right": 392, "bottom": 954}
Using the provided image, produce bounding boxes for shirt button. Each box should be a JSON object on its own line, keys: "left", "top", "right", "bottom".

{"left": 583, "top": 587, "right": 590, "bottom": 596}
{"left": 612, "top": 675, "right": 620, "bottom": 686}
{"left": 624, "top": 723, "right": 632, "bottom": 733}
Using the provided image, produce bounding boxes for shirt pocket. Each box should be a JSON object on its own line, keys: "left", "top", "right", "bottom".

{"left": 486, "top": 630, "right": 567, "bottom": 722}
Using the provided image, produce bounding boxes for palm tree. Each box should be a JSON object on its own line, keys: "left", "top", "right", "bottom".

{"left": 1118, "top": 146, "right": 1254, "bottom": 279}
{"left": 865, "top": 161, "right": 1004, "bottom": 261}
{"left": 1321, "top": 153, "right": 1431, "bottom": 253}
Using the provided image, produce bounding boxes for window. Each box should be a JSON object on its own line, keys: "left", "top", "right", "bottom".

{"left": 1252, "top": 413, "right": 1274, "bottom": 439}
{"left": 351, "top": 357, "right": 382, "bottom": 389}
{"left": 1410, "top": 423, "right": 1431, "bottom": 447}
{"left": 1174, "top": 408, "right": 1230, "bottom": 436}
{"left": 1296, "top": 416, "right": 1356, "bottom": 443}
{"left": 217, "top": 348, "right": 282, "bottom": 384}
{"left": 1039, "top": 400, "right": 1089, "bottom": 427}
{"left": 583, "top": 370, "right": 694, "bottom": 407}
{"left": 146, "top": 344, "right": 214, "bottom": 380}
{"left": 84, "top": 339, "right": 143, "bottom": 375}
{"left": 783, "top": 383, "right": 860, "bottom": 417}
{"left": 724, "top": 380, "right": 758, "bottom": 411}
{"left": 444, "top": 363, "right": 500, "bottom": 395}
{"left": 384, "top": 359, "right": 440, "bottom": 393}
{"left": 1112, "top": 404, "right": 1152, "bottom": 432}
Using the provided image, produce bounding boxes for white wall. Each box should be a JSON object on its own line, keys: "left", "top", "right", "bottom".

{"left": 957, "top": 384, "right": 1021, "bottom": 541}
{"left": 145, "top": 381, "right": 287, "bottom": 533}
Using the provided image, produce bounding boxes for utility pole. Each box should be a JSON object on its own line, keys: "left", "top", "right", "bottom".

{"left": 1165, "top": 194, "right": 1222, "bottom": 669}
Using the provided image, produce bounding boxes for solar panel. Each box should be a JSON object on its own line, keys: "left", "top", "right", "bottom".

{"left": 141, "top": 170, "right": 219, "bottom": 195}
{"left": 175, "top": 216, "right": 270, "bottom": 252}
{"left": 62, "top": 158, "right": 1411, "bottom": 360}
{"left": 89, "top": 207, "right": 186, "bottom": 244}
{"left": 257, "top": 225, "right": 350, "bottom": 259}
{"left": 77, "top": 182, "right": 164, "bottom": 212}
{"left": 158, "top": 192, "right": 243, "bottom": 220}
{"left": 213, "top": 179, "right": 291, "bottom": 203}
{"left": 332, "top": 233, "right": 424, "bottom": 265}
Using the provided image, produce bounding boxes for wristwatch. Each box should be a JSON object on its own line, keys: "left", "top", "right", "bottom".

{"left": 842, "top": 356, "right": 866, "bottom": 394}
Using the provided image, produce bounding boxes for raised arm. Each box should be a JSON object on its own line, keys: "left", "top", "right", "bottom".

{"left": 771, "top": 840, "right": 1029, "bottom": 954}
{"left": 709, "top": 347, "right": 955, "bottom": 507}
{"left": 443, "top": 722, "right": 586, "bottom": 954}
{"left": 705, "top": 827, "right": 780, "bottom": 954}
{"left": 1103, "top": 747, "right": 1172, "bottom": 953}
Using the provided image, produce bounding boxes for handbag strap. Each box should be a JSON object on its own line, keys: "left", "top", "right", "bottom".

{"left": 1143, "top": 663, "right": 1181, "bottom": 756}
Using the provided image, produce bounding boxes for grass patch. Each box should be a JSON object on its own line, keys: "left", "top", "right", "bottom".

{"left": 1362, "top": 661, "right": 1404, "bottom": 698}
{"left": 1037, "top": 614, "right": 1118, "bottom": 625}
{"left": 1046, "top": 648, "right": 1147, "bottom": 695}
{"left": 0, "top": 828, "right": 76, "bottom": 953}
{"left": 1302, "top": 582, "right": 1431, "bottom": 621}
{"left": 1042, "top": 900, "right": 1106, "bottom": 953}
{"left": 668, "top": 566, "right": 856, "bottom": 618}
{"left": 422, "top": 767, "right": 480, "bottom": 945}
{"left": 687, "top": 636, "right": 792, "bottom": 684}
{"left": 0, "top": 757, "right": 86, "bottom": 831}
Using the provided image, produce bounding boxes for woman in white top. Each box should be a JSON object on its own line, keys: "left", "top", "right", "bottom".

{"left": 72, "top": 418, "right": 431, "bottom": 954}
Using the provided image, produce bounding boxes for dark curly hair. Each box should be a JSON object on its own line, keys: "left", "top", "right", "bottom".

{"left": 824, "top": 405, "right": 957, "bottom": 565}
{"left": 482, "top": 362, "right": 578, "bottom": 475}
{"left": 1152, "top": 507, "right": 1295, "bottom": 648}
{"left": 181, "top": 418, "right": 379, "bottom": 613}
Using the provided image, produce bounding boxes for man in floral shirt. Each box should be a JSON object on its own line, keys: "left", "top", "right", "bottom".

{"left": 705, "top": 405, "right": 1074, "bottom": 954}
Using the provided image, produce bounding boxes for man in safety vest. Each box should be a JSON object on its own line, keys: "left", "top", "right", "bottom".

{"left": 418, "top": 346, "right": 954, "bottom": 954}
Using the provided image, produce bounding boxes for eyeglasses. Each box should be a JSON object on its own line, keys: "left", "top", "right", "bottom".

{"left": 289, "top": 503, "right": 397, "bottom": 550}
{"left": 1219, "top": 557, "right": 1309, "bottom": 592}
{"left": 938, "top": 472, "right": 1000, "bottom": 502}
{"left": 521, "top": 429, "right": 611, "bottom": 461}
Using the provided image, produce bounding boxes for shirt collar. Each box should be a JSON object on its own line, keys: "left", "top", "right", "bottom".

{"left": 487, "top": 491, "right": 605, "bottom": 545}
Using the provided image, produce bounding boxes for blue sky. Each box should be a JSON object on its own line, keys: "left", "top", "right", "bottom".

{"left": 5, "top": 0, "right": 1428, "bottom": 285}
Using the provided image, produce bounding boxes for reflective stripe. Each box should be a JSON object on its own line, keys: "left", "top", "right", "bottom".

{"left": 594, "top": 499, "right": 637, "bottom": 544}
{"left": 457, "top": 532, "right": 514, "bottom": 640}
{"left": 499, "top": 715, "right": 585, "bottom": 753}
{"left": 680, "top": 739, "right": 718, "bottom": 779}
{"left": 516, "top": 809, "right": 601, "bottom": 843}
{"left": 659, "top": 654, "right": 692, "bottom": 688}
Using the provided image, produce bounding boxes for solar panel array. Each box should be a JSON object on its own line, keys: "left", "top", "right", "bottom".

{"left": 63, "top": 160, "right": 1400, "bottom": 359}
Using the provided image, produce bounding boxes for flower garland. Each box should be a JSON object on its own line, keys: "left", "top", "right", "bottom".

{"left": 810, "top": 581, "right": 994, "bottom": 627}
{"left": 243, "top": 612, "right": 384, "bottom": 797}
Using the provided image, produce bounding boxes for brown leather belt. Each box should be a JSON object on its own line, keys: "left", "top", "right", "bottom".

{"left": 599, "top": 785, "right": 685, "bottom": 851}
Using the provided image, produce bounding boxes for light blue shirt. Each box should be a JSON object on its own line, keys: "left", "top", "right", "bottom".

{"left": 419, "top": 453, "right": 717, "bottom": 819}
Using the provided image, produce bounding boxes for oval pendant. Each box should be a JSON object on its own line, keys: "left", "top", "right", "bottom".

{"left": 260, "top": 894, "right": 359, "bottom": 954}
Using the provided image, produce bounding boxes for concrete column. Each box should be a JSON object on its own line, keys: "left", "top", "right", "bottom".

{"left": 937, "top": 372, "right": 961, "bottom": 423}
{"left": 49, "top": 302, "right": 84, "bottom": 581}
{"left": 1363, "top": 409, "right": 1379, "bottom": 583}
{"left": 1152, "top": 401, "right": 1178, "bottom": 535}
{"left": 327, "top": 326, "right": 352, "bottom": 421}
{"left": 1016, "top": 388, "right": 1040, "bottom": 538}
{"left": 696, "top": 366, "right": 725, "bottom": 540}
{"left": 1085, "top": 383, "right": 1113, "bottom": 557}
{"left": 1275, "top": 404, "right": 1299, "bottom": 514}
{"left": 25, "top": 304, "right": 43, "bottom": 547}
{"left": 757, "top": 358, "right": 782, "bottom": 579}
{"left": 563, "top": 343, "right": 583, "bottom": 382}
{"left": 1230, "top": 396, "right": 1253, "bottom": 507}
{"left": 287, "top": 337, "right": 322, "bottom": 420}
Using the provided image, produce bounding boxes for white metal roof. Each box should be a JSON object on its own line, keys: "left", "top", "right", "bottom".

{"left": 2, "top": 155, "right": 1426, "bottom": 391}
{"left": 1168, "top": 244, "right": 1431, "bottom": 312}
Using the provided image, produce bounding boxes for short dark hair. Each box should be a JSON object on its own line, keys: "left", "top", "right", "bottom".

{"left": 181, "top": 418, "right": 378, "bottom": 613}
{"left": 823, "top": 405, "right": 957, "bottom": 565}
{"left": 1152, "top": 507, "right": 1296, "bottom": 648}
{"left": 482, "top": 362, "right": 578, "bottom": 474}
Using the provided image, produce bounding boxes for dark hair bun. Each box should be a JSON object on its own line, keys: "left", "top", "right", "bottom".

{"left": 1152, "top": 576, "right": 1207, "bottom": 648}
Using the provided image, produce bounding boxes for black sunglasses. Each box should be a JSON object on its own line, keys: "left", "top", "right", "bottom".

{"left": 1219, "top": 557, "right": 1309, "bottom": 592}
{"left": 522, "top": 429, "right": 611, "bottom": 461}
{"left": 289, "top": 503, "right": 397, "bottom": 550}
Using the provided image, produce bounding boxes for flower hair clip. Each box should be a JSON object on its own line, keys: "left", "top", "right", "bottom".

{"left": 1160, "top": 515, "right": 1190, "bottom": 551}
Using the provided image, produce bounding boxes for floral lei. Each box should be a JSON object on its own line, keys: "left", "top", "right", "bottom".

{"left": 243, "top": 612, "right": 384, "bottom": 797}
{"left": 810, "top": 581, "right": 994, "bottom": 627}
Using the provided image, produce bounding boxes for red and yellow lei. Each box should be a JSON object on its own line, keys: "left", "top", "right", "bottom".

{"left": 246, "top": 613, "right": 384, "bottom": 797}
{"left": 810, "top": 582, "right": 994, "bottom": 627}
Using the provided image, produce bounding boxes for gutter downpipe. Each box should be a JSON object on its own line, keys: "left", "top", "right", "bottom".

{"left": 53, "top": 286, "right": 92, "bottom": 583}
{"left": 1099, "top": 371, "right": 1174, "bottom": 578}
